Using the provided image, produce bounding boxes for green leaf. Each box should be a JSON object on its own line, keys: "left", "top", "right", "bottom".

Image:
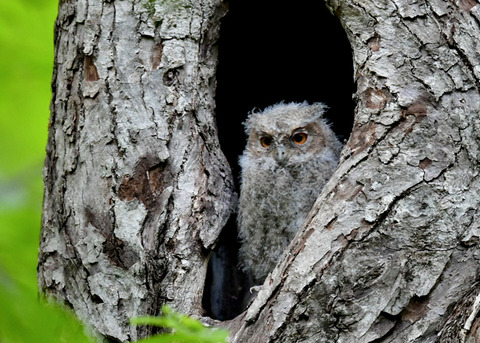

{"left": 132, "top": 306, "right": 229, "bottom": 343}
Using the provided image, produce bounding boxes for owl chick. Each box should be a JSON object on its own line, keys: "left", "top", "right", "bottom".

{"left": 237, "top": 102, "right": 342, "bottom": 285}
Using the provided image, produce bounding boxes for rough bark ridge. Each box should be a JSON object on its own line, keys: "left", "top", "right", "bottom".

{"left": 229, "top": 1, "right": 480, "bottom": 342}
{"left": 38, "top": 0, "right": 233, "bottom": 341}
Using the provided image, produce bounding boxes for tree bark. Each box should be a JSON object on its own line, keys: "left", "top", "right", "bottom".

{"left": 38, "top": 0, "right": 233, "bottom": 341}
{"left": 38, "top": 0, "right": 480, "bottom": 342}
{"left": 228, "top": 1, "right": 480, "bottom": 342}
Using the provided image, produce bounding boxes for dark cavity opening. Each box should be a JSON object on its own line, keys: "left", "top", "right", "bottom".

{"left": 203, "top": 0, "right": 355, "bottom": 320}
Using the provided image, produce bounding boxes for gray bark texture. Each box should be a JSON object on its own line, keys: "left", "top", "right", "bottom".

{"left": 38, "top": 0, "right": 480, "bottom": 342}
{"left": 38, "top": 0, "right": 233, "bottom": 341}
{"left": 228, "top": 1, "right": 480, "bottom": 342}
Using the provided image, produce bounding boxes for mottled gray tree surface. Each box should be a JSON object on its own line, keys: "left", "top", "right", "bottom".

{"left": 38, "top": 0, "right": 480, "bottom": 342}
{"left": 38, "top": 0, "right": 234, "bottom": 341}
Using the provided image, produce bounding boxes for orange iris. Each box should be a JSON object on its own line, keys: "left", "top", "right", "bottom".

{"left": 292, "top": 132, "right": 308, "bottom": 145}
{"left": 260, "top": 136, "right": 273, "bottom": 148}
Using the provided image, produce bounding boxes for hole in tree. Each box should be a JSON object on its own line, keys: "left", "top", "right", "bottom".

{"left": 203, "top": 0, "right": 355, "bottom": 320}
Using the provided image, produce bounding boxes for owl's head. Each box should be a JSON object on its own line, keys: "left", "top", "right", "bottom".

{"left": 243, "top": 102, "right": 339, "bottom": 166}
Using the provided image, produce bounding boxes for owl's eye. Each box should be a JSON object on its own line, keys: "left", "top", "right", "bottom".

{"left": 260, "top": 136, "right": 273, "bottom": 148}
{"left": 292, "top": 132, "right": 308, "bottom": 145}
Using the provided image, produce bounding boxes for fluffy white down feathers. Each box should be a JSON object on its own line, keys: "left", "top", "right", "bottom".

{"left": 237, "top": 102, "right": 342, "bottom": 285}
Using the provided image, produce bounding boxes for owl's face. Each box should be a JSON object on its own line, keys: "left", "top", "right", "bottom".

{"left": 243, "top": 102, "right": 331, "bottom": 168}
{"left": 247, "top": 121, "right": 326, "bottom": 166}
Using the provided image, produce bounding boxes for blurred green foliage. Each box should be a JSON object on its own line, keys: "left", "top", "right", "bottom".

{"left": 0, "top": 0, "right": 54, "bottom": 278}
{"left": 132, "top": 306, "right": 229, "bottom": 343}
{"left": 0, "top": 0, "right": 94, "bottom": 342}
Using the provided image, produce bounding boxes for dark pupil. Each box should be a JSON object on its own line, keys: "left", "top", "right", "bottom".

{"left": 262, "top": 137, "right": 272, "bottom": 146}
{"left": 293, "top": 134, "right": 304, "bottom": 142}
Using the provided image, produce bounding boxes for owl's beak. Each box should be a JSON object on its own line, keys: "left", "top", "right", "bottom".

{"left": 275, "top": 146, "right": 287, "bottom": 165}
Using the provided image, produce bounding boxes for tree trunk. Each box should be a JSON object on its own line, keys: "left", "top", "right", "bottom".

{"left": 38, "top": 0, "right": 480, "bottom": 342}
{"left": 38, "top": 0, "right": 233, "bottom": 341}
{"left": 228, "top": 1, "right": 480, "bottom": 342}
